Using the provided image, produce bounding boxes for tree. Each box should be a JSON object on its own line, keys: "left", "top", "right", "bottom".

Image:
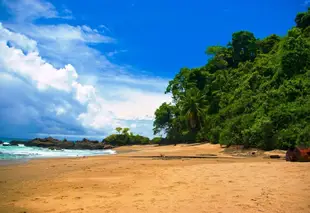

{"left": 122, "top": 128, "right": 130, "bottom": 135}
{"left": 206, "top": 46, "right": 233, "bottom": 71}
{"left": 295, "top": 8, "right": 310, "bottom": 29}
{"left": 232, "top": 31, "right": 258, "bottom": 64}
{"left": 257, "top": 34, "right": 280, "bottom": 54}
{"left": 104, "top": 128, "right": 150, "bottom": 146}
{"left": 115, "top": 127, "right": 122, "bottom": 134}
{"left": 179, "top": 88, "right": 207, "bottom": 131}
{"left": 153, "top": 102, "right": 175, "bottom": 135}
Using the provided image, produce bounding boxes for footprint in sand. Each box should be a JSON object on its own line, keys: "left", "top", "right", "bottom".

{"left": 31, "top": 197, "right": 41, "bottom": 201}
{"left": 54, "top": 195, "right": 68, "bottom": 200}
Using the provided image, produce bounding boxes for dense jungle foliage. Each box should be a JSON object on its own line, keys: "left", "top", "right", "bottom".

{"left": 104, "top": 127, "right": 151, "bottom": 146}
{"left": 153, "top": 9, "right": 310, "bottom": 150}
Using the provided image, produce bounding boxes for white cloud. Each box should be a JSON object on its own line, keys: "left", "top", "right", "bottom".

{"left": 3, "top": 0, "right": 72, "bottom": 22}
{"left": 7, "top": 24, "right": 114, "bottom": 44}
{"left": 0, "top": 23, "right": 170, "bottom": 138}
{"left": 73, "top": 82, "right": 96, "bottom": 104}
{"left": 4, "top": 22, "right": 117, "bottom": 78}
{"left": 0, "top": 23, "right": 37, "bottom": 52}
{"left": 95, "top": 71, "right": 169, "bottom": 93}
{"left": 0, "top": 0, "right": 171, "bottom": 138}
{"left": 0, "top": 39, "right": 78, "bottom": 92}
{"left": 107, "top": 49, "right": 128, "bottom": 57}
{"left": 98, "top": 24, "right": 111, "bottom": 33}
{"left": 77, "top": 88, "right": 170, "bottom": 129}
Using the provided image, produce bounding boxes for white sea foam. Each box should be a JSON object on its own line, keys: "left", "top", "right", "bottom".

{"left": 0, "top": 145, "right": 116, "bottom": 159}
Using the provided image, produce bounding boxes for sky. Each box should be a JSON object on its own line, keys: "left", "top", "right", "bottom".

{"left": 0, "top": 0, "right": 308, "bottom": 140}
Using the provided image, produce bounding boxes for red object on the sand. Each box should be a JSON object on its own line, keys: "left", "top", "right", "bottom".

{"left": 286, "top": 147, "right": 310, "bottom": 162}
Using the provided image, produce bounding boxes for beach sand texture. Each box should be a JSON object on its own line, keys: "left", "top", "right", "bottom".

{"left": 0, "top": 144, "right": 309, "bottom": 213}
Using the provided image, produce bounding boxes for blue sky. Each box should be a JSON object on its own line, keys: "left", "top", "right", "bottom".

{"left": 0, "top": 0, "right": 308, "bottom": 140}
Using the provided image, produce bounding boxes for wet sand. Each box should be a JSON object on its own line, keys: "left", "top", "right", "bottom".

{"left": 0, "top": 144, "right": 309, "bottom": 213}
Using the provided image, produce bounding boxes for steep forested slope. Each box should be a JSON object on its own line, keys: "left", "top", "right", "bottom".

{"left": 153, "top": 9, "right": 310, "bottom": 150}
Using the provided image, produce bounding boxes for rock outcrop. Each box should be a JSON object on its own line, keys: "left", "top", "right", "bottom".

{"left": 74, "top": 138, "right": 106, "bottom": 150}
{"left": 27, "top": 137, "right": 74, "bottom": 149}
{"left": 10, "top": 140, "right": 27, "bottom": 146}
{"left": 24, "top": 137, "right": 113, "bottom": 150}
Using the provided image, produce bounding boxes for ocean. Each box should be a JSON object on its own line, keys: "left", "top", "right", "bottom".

{"left": 0, "top": 137, "right": 116, "bottom": 160}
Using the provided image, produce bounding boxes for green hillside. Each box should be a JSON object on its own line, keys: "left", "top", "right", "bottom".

{"left": 153, "top": 8, "right": 310, "bottom": 150}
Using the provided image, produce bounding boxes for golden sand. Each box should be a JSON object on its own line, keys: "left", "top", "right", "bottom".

{"left": 0, "top": 144, "right": 309, "bottom": 213}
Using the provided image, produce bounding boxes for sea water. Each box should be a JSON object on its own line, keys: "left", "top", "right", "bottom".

{"left": 0, "top": 138, "right": 116, "bottom": 160}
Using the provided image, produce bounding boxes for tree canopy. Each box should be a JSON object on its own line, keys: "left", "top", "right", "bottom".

{"left": 153, "top": 9, "right": 310, "bottom": 150}
{"left": 104, "top": 127, "right": 151, "bottom": 146}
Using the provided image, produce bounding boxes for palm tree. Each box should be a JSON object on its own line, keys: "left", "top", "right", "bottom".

{"left": 179, "top": 88, "right": 207, "bottom": 131}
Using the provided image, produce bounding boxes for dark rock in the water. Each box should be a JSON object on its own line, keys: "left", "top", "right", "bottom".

{"left": 24, "top": 137, "right": 113, "bottom": 150}
{"left": 10, "top": 140, "right": 27, "bottom": 146}
{"left": 74, "top": 140, "right": 106, "bottom": 150}
{"left": 82, "top": 138, "right": 99, "bottom": 143}
{"left": 26, "top": 137, "right": 74, "bottom": 149}
{"left": 0, "top": 141, "right": 3, "bottom": 144}
{"left": 48, "top": 147, "right": 62, "bottom": 151}
{"left": 103, "top": 144, "right": 114, "bottom": 149}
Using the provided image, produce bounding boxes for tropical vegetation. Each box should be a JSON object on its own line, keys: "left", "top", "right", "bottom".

{"left": 153, "top": 9, "right": 310, "bottom": 150}
{"left": 104, "top": 127, "right": 151, "bottom": 146}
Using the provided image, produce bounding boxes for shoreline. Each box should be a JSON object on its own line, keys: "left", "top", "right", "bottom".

{"left": 0, "top": 146, "right": 142, "bottom": 166}
{"left": 0, "top": 143, "right": 286, "bottom": 165}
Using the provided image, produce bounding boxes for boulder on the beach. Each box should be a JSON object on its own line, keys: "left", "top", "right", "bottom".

{"left": 286, "top": 147, "right": 310, "bottom": 162}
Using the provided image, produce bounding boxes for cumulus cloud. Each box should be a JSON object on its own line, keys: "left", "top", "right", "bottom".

{"left": 0, "top": 23, "right": 37, "bottom": 52}
{"left": 0, "top": 31, "right": 79, "bottom": 92}
{"left": 77, "top": 88, "right": 171, "bottom": 129}
{"left": 0, "top": 71, "right": 86, "bottom": 138}
{"left": 0, "top": 25, "right": 170, "bottom": 138}
{"left": 0, "top": 0, "right": 171, "bottom": 139}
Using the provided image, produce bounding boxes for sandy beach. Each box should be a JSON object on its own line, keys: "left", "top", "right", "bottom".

{"left": 0, "top": 144, "right": 309, "bottom": 213}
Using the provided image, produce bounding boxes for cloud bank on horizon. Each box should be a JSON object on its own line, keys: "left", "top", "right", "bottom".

{"left": 0, "top": 0, "right": 171, "bottom": 139}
